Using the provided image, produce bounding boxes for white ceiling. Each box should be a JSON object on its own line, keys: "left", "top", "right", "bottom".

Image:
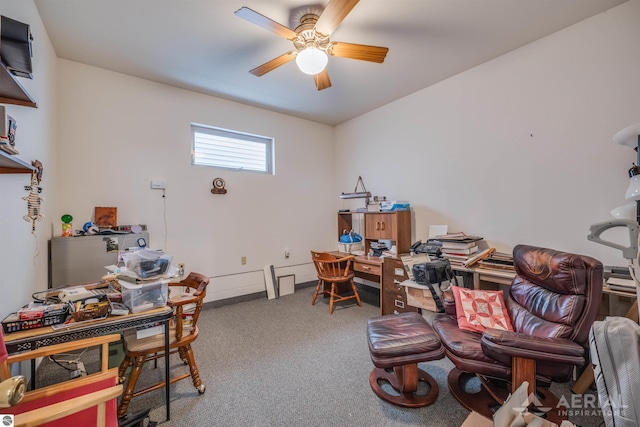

{"left": 33, "top": 0, "right": 627, "bottom": 126}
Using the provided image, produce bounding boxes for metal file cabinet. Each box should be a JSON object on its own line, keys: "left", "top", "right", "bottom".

{"left": 48, "top": 232, "right": 149, "bottom": 288}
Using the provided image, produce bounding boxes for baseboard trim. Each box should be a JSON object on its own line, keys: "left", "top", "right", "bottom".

{"left": 203, "top": 281, "right": 316, "bottom": 310}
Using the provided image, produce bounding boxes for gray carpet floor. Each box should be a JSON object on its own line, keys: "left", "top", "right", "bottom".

{"left": 37, "top": 284, "right": 605, "bottom": 426}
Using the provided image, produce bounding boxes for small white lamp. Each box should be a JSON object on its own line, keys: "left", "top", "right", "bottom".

{"left": 610, "top": 203, "right": 637, "bottom": 220}
{"left": 619, "top": 124, "right": 640, "bottom": 204}
{"left": 296, "top": 47, "right": 328, "bottom": 75}
{"left": 626, "top": 172, "right": 640, "bottom": 201}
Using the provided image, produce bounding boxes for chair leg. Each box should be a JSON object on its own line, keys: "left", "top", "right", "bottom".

{"left": 329, "top": 283, "right": 337, "bottom": 314}
{"left": 117, "top": 356, "right": 132, "bottom": 384}
{"left": 178, "top": 346, "right": 188, "bottom": 364}
{"left": 182, "top": 344, "right": 206, "bottom": 393}
{"left": 118, "top": 354, "right": 146, "bottom": 418}
{"left": 312, "top": 279, "right": 323, "bottom": 305}
{"left": 351, "top": 279, "right": 362, "bottom": 307}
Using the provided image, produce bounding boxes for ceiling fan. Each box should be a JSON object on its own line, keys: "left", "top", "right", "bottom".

{"left": 235, "top": 0, "right": 389, "bottom": 91}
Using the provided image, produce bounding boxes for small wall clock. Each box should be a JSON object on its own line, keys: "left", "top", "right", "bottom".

{"left": 211, "top": 177, "right": 227, "bottom": 194}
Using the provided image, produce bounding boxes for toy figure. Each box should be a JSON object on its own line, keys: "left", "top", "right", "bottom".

{"left": 23, "top": 160, "right": 44, "bottom": 235}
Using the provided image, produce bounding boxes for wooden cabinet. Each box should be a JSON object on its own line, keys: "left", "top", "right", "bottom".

{"left": 365, "top": 213, "right": 397, "bottom": 240}
{"left": 381, "top": 257, "right": 419, "bottom": 315}
{"left": 337, "top": 210, "right": 411, "bottom": 255}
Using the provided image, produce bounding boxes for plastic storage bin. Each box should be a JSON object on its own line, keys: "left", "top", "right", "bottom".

{"left": 119, "top": 280, "right": 169, "bottom": 313}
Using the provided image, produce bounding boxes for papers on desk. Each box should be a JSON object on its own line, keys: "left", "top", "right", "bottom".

{"left": 51, "top": 321, "right": 75, "bottom": 331}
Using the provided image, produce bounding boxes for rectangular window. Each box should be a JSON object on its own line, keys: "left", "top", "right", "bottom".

{"left": 191, "top": 123, "right": 274, "bottom": 174}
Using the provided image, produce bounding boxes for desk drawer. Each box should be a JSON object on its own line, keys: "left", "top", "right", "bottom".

{"left": 354, "top": 261, "right": 381, "bottom": 276}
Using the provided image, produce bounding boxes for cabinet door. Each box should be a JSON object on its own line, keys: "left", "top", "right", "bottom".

{"left": 365, "top": 213, "right": 397, "bottom": 240}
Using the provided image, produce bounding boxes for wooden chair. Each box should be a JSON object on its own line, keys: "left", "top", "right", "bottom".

{"left": 117, "top": 272, "right": 209, "bottom": 418}
{"left": 311, "top": 251, "right": 362, "bottom": 314}
{"left": 0, "top": 332, "right": 123, "bottom": 427}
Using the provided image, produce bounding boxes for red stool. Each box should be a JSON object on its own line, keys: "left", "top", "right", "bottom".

{"left": 367, "top": 312, "right": 444, "bottom": 407}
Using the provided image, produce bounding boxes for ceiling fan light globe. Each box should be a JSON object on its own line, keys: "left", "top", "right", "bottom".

{"left": 296, "top": 48, "right": 328, "bottom": 75}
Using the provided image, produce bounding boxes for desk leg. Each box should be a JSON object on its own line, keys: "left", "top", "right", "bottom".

{"left": 164, "top": 319, "right": 170, "bottom": 421}
{"left": 379, "top": 271, "right": 384, "bottom": 316}
{"left": 30, "top": 359, "right": 36, "bottom": 390}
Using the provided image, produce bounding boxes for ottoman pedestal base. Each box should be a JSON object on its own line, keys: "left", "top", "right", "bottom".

{"left": 369, "top": 364, "right": 439, "bottom": 408}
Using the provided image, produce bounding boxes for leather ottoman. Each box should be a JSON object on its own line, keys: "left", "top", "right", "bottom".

{"left": 367, "top": 312, "right": 444, "bottom": 407}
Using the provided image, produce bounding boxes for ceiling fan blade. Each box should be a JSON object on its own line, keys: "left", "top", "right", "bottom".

{"left": 314, "top": 69, "right": 331, "bottom": 91}
{"left": 315, "top": 0, "right": 360, "bottom": 37}
{"left": 235, "top": 7, "right": 298, "bottom": 40}
{"left": 329, "top": 42, "right": 389, "bottom": 63}
{"left": 249, "top": 52, "right": 296, "bottom": 76}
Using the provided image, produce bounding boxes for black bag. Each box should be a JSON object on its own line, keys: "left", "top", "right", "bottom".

{"left": 412, "top": 259, "right": 458, "bottom": 313}
{"left": 118, "top": 409, "right": 156, "bottom": 427}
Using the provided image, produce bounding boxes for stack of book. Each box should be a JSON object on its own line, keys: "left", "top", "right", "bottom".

{"left": 0, "top": 109, "right": 18, "bottom": 155}
{"left": 427, "top": 233, "right": 485, "bottom": 267}
{"left": 0, "top": 136, "right": 18, "bottom": 155}
{"left": 477, "top": 252, "right": 515, "bottom": 271}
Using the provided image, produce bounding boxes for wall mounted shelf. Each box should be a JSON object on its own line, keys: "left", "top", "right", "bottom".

{"left": 0, "top": 61, "right": 36, "bottom": 108}
{"left": 0, "top": 149, "right": 34, "bottom": 173}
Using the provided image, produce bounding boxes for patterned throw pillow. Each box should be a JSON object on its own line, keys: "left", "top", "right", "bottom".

{"left": 451, "top": 285, "right": 514, "bottom": 333}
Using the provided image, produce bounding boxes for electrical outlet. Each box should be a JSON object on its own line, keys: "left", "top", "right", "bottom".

{"left": 177, "top": 263, "right": 185, "bottom": 276}
{"left": 241, "top": 256, "right": 247, "bottom": 265}
{"left": 150, "top": 179, "right": 167, "bottom": 189}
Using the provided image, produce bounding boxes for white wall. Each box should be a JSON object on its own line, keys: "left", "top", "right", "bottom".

{"left": 335, "top": 0, "right": 640, "bottom": 267}
{"left": 0, "top": 0, "right": 58, "bottom": 315}
{"left": 55, "top": 61, "right": 335, "bottom": 302}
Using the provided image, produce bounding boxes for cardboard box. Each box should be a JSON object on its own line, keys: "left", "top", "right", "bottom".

{"left": 405, "top": 286, "right": 438, "bottom": 312}
{"left": 460, "top": 382, "right": 576, "bottom": 427}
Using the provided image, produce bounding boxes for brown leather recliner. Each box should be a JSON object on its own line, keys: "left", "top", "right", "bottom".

{"left": 433, "top": 244, "right": 603, "bottom": 422}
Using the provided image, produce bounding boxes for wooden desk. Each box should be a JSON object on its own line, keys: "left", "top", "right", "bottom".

{"left": 329, "top": 252, "right": 383, "bottom": 280}
{"left": 453, "top": 266, "right": 635, "bottom": 302}
{"left": 4, "top": 306, "right": 174, "bottom": 420}
{"left": 329, "top": 254, "right": 512, "bottom": 314}
{"left": 329, "top": 252, "right": 384, "bottom": 313}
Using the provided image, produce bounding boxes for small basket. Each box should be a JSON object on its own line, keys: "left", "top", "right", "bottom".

{"left": 337, "top": 242, "right": 365, "bottom": 254}
{"left": 70, "top": 301, "right": 111, "bottom": 322}
{"left": 2, "top": 306, "right": 69, "bottom": 334}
